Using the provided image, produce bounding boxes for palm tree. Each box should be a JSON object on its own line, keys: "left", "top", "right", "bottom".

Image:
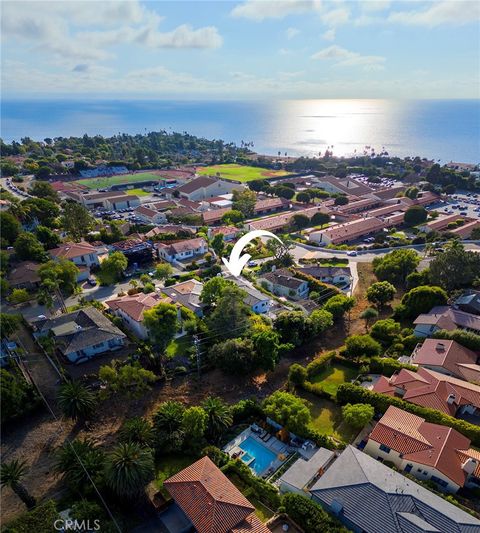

{"left": 119, "top": 417, "right": 154, "bottom": 448}
{"left": 360, "top": 307, "right": 379, "bottom": 332}
{"left": 201, "top": 396, "right": 233, "bottom": 444}
{"left": 57, "top": 381, "right": 97, "bottom": 421}
{"left": 104, "top": 443, "right": 154, "bottom": 500}
{"left": 0, "top": 459, "right": 36, "bottom": 509}
{"left": 54, "top": 439, "right": 105, "bottom": 492}
{"left": 152, "top": 401, "right": 185, "bottom": 452}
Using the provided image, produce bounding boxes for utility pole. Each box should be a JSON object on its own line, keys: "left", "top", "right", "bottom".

{"left": 193, "top": 334, "right": 201, "bottom": 378}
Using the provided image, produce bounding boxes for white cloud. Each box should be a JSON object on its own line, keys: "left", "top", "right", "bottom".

{"left": 286, "top": 27, "right": 300, "bottom": 40}
{"left": 311, "top": 45, "right": 385, "bottom": 70}
{"left": 322, "top": 28, "right": 336, "bottom": 41}
{"left": 135, "top": 24, "right": 222, "bottom": 49}
{"left": 362, "top": 1, "right": 390, "bottom": 12}
{"left": 231, "top": 0, "right": 322, "bottom": 21}
{"left": 388, "top": 0, "right": 480, "bottom": 27}
{"left": 320, "top": 7, "right": 350, "bottom": 26}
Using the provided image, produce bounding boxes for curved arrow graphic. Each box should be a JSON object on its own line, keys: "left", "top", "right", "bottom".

{"left": 222, "top": 230, "right": 284, "bottom": 277}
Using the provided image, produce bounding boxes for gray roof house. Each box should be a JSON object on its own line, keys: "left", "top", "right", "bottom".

{"left": 258, "top": 269, "right": 309, "bottom": 301}
{"left": 310, "top": 445, "right": 480, "bottom": 533}
{"left": 225, "top": 275, "right": 271, "bottom": 314}
{"left": 279, "top": 447, "right": 335, "bottom": 495}
{"left": 454, "top": 291, "right": 480, "bottom": 316}
{"left": 162, "top": 279, "right": 205, "bottom": 317}
{"left": 31, "top": 307, "right": 126, "bottom": 364}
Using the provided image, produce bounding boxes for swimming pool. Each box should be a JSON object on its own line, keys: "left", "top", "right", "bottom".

{"left": 238, "top": 436, "right": 277, "bottom": 475}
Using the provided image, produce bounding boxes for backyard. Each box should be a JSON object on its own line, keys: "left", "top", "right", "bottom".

{"left": 197, "top": 163, "right": 289, "bottom": 182}
{"left": 165, "top": 336, "right": 191, "bottom": 359}
{"left": 155, "top": 454, "right": 194, "bottom": 499}
{"left": 298, "top": 390, "right": 358, "bottom": 443}
{"left": 75, "top": 171, "right": 162, "bottom": 189}
{"left": 308, "top": 362, "right": 358, "bottom": 397}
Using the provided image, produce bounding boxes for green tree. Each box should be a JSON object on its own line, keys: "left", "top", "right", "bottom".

{"left": 201, "top": 396, "right": 233, "bottom": 444}
{"left": 344, "top": 334, "right": 382, "bottom": 362}
{"left": 1, "top": 212, "right": 21, "bottom": 244}
{"left": 200, "top": 276, "right": 232, "bottom": 306}
{"left": 1, "top": 367, "right": 36, "bottom": 424}
{"left": 61, "top": 202, "right": 95, "bottom": 241}
{"left": 341, "top": 403, "right": 375, "bottom": 429}
{"left": 57, "top": 381, "right": 96, "bottom": 421}
{"left": 310, "top": 309, "right": 334, "bottom": 335}
{"left": 29, "top": 181, "right": 59, "bottom": 202}
{"left": 274, "top": 310, "right": 313, "bottom": 346}
{"left": 232, "top": 188, "right": 257, "bottom": 217}
{"left": 296, "top": 192, "right": 312, "bottom": 204}
{"left": 155, "top": 262, "right": 173, "bottom": 281}
{"left": 119, "top": 417, "right": 154, "bottom": 447}
{"left": 288, "top": 363, "right": 307, "bottom": 387}
{"left": 152, "top": 400, "right": 186, "bottom": 452}
{"left": 22, "top": 197, "right": 60, "bottom": 227}
{"left": 143, "top": 302, "right": 179, "bottom": 353}
{"left": 311, "top": 211, "right": 330, "bottom": 227}
{"left": 266, "top": 237, "right": 295, "bottom": 266}
{"left": 182, "top": 406, "right": 207, "bottom": 451}
{"left": 372, "top": 249, "right": 420, "bottom": 286}
{"left": 99, "top": 363, "right": 156, "bottom": 398}
{"left": 209, "top": 338, "right": 257, "bottom": 374}
{"left": 323, "top": 294, "right": 355, "bottom": 319}
{"left": 370, "top": 318, "right": 402, "bottom": 347}
{"left": 35, "top": 225, "right": 61, "bottom": 249}
{"left": 274, "top": 186, "right": 295, "bottom": 199}
{"left": 397, "top": 285, "right": 448, "bottom": 318}
{"left": 39, "top": 259, "right": 79, "bottom": 295}
{"left": 252, "top": 328, "right": 282, "bottom": 371}
{"left": 404, "top": 205, "right": 428, "bottom": 226}
{"left": 104, "top": 443, "right": 154, "bottom": 500}
{"left": 99, "top": 251, "right": 128, "bottom": 284}
{"left": 207, "top": 285, "right": 250, "bottom": 340}
{"left": 1, "top": 460, "right": 36, "bottom": 510}
{"left": 360, "top": 307, "right": 379, "bottom": 332}
{"left": 211, "top": 233, "right": 225, "bottom": 256}
{"left": 13, "top": 233, "right": 47, "bottom": 262}
{"left": 366, "top": 281, "right": 396, "bottom": 308}
{"left": 334, "top": 195, "right": 348, "bottom": 206}
{"left": 8, "top": 288, "right": 30, "bottom": 305}
{"left": 292, "top": 213, "right": 310, "bottom": 229}
{"left": 55, "top": 439, "right": 105, "bottom": 493}
{"left": 263, "top": 391, "right": 311, "bottom": 435}
{"left": 429, "top": 241, "right": 480, "bottom": 291}
{"left": 221, "top": 209, "right": 244, "bottom": 225}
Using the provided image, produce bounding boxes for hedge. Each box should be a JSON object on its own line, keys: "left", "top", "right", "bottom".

{"left": 432, "top": 329, "right": 480, "bottom": 351}
{"left": 282, "top": 493, "right": 349, "bottom": 533}
{"left": 3, "top": 500, "right": 59, "bottom": 533}
{"left": 368, "top": 356, "right": 416, "bottom": 376}
{"left": 306, "top": 351, "right": 336, "bottom": 379}
{"left": 337, "top": 383, "right": 480, "bottom": 445}
{"left": 222, "top": 459, "right": 281, "bottom": 510}
{"left": 289, "top": 268, "right": 340, "bottom": 298}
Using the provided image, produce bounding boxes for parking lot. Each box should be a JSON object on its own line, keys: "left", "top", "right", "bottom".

{"left": 426, "top": 192, "right": 480, "bottom": 220}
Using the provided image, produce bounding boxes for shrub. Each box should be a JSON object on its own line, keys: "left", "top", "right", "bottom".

{"left": 2, "top": 500, "right": 59, "bottom": 533}
{"left": 432, "top": 329, "right": 480, "bottom": 351}
{"left": 230, "top": 398, "right": 264, "bottom": 424}
{"left": 288, "top": 363, "right": 307, "bottom": 386}
{"left": 344, "top": 335, "right": 382, "bottom": 361}
{"left": 396, "top": 285, "right": 448, "bottom": 318}
{"left": 202, "top": 445, "right": 229, "bottom": 468}
{"left": 369, "top": 356, "right": 416, "bottom": 376}
{"left": 305, "top": 351, "right": 336, "bottom": 379}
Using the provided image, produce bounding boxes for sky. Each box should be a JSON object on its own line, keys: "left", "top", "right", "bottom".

{"left": 2, "top": 0, "right": 480, "bottom": 100}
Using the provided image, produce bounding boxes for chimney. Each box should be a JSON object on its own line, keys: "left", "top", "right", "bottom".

{"left": 462, "top": 457, "right": 478, "bottom": 475}
{"left": 447, "top": 393, "right": 456, "bottom": 405}
{"left": 436, "top": 342, "right": 445, "bottom": 352}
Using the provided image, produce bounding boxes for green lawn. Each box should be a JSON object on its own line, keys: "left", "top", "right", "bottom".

{"left": 76, "top": 171, "right": 161, "bottom": 189}
{"left": 309, "top": 363, "right": 358, "bottom": 397}
{"left": 155, "top": 454, "right": 195, "bottom": 498}
{"left": 197, "top": 164, "right": 289, "bottom": 182}
{"left": 298, "top": 391, "right": 358, "bottom": 443}
{"left": 165, "top": 336, "right": 191, "bottom": 359}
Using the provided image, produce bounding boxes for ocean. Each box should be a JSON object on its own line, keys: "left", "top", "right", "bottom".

{"left": 1, "top": 99, "right": 479, "bottom": 163}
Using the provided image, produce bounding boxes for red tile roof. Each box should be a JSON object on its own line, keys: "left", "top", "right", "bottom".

{"left": 106, "top": 292, "right": 168, "bottom": 322}
{"left": 164, "top": 456, "right": 269, "bottom": 533}
{"left": 369, "top": 406, "right": 479, "bottom": 487}
{"left": 50, "top": 242, "right": 96, "bottom": 260}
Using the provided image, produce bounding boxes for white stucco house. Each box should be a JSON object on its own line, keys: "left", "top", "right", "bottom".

{"left": 156, "top": 237, "right": 208, "bottom": 264}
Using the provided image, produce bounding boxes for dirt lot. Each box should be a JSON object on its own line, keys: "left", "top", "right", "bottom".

{"left": 1, "top": 263, "right": 384, "bottom": 524}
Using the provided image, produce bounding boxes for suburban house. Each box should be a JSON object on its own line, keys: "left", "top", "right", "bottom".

{"left": 156, "top": 237, "right": 208, "bottom": 264}
{"left": 50, "top": 242, "right": 100, "bottom": 268}
{"left": 225, "top": 275, "right": 271, "bottom": 314}
{"left": 31, "top": 307, "right": 126, "bottom": 364}
{"left": 279, "top": 447, "right": 335, "bottom": 495}
{"left": 372, "top": 366, "right": 480, "bottom": 418}
{"left": 410, "top": 338, "right": 480, "bottom": 383}
{"left": 202, "top": 208, "right": 230, "bottom": 225}
{"left": 134, "top": 205, "right": 167, "bottom": 225}
{"left": 207, "top": 226, "right": 241, "bottom": 242}
{"left": 163, "top": 456, "right": 269, "bottom": 533}
{"left": 364, "top": 406, "right": 480, "bottom": 493}
{"left": 144, "top": 225, "right": 193, "bottom": 239}
{"left": 413, "top": 306, "right": 480, "bottom": 337}
{"left": 7, "top": 261, "right": 41, "bottom": 290}
{"left": 173, "top": 176, "right": 243, "bottom": 201}
{"left": 258, "top": 268, "right": 309, "bottom": 300}
{"left": 454, "top": 291, "right": 480, "bottom": 315}
{"left": 310, "top": 445, "right": 480, "bottom": 533}
{"left": 310, "top": 217, "right": 386, "bottom": 245}
{"left": 110, "top": 239, "right": 155, "bottom": 265}
{"left": 106, "top": 292, "right": 175, "bottom": 340}
{"left": 298, "top": 265, "right": 352, "bottom": 285}
{"left": 162, "top": 279, "right": 205, "bottom": 317}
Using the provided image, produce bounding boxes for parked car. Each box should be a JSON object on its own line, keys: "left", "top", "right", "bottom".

{"left": 87, "top": 278, "right": 97, "bottom": 286}
{"left": 347, "top": 251, "right": 358, "bottom": 256}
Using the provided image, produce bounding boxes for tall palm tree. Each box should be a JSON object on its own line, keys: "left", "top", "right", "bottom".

{"left": 119, "top": 417, "right": 154, "bottom": 448}
{"left": 201, "top": 396, "right": 233, "bottom": 444}
{"left": 0, "top": 459, "right": 36, "bottom": 509}
{"left": 57, "top": 381, "right": 97, "bottom": 421}
{"left": 152, "top": 401, "right": 185, "bottom": 452}
{"left": 104, "top": 443, "right": 154, "bottom": 500}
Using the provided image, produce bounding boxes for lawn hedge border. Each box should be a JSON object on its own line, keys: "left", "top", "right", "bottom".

{"left": 337, "top": 383, "right": 480, "bottom": 445}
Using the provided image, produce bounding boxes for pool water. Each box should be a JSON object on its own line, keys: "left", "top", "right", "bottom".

{"left": 238, "top": 436, "right": 277, "bottom": 475}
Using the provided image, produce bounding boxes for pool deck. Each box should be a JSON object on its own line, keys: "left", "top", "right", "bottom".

{"left": 224, "top": 427, "right": 291, "bottom": 477}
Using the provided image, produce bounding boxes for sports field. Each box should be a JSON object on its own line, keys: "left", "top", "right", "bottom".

{"left": 76, "top": 171, "right": 161, "bottom": 189}
{"left": 197, "top": 164, "right": 289, "bottom": 182}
